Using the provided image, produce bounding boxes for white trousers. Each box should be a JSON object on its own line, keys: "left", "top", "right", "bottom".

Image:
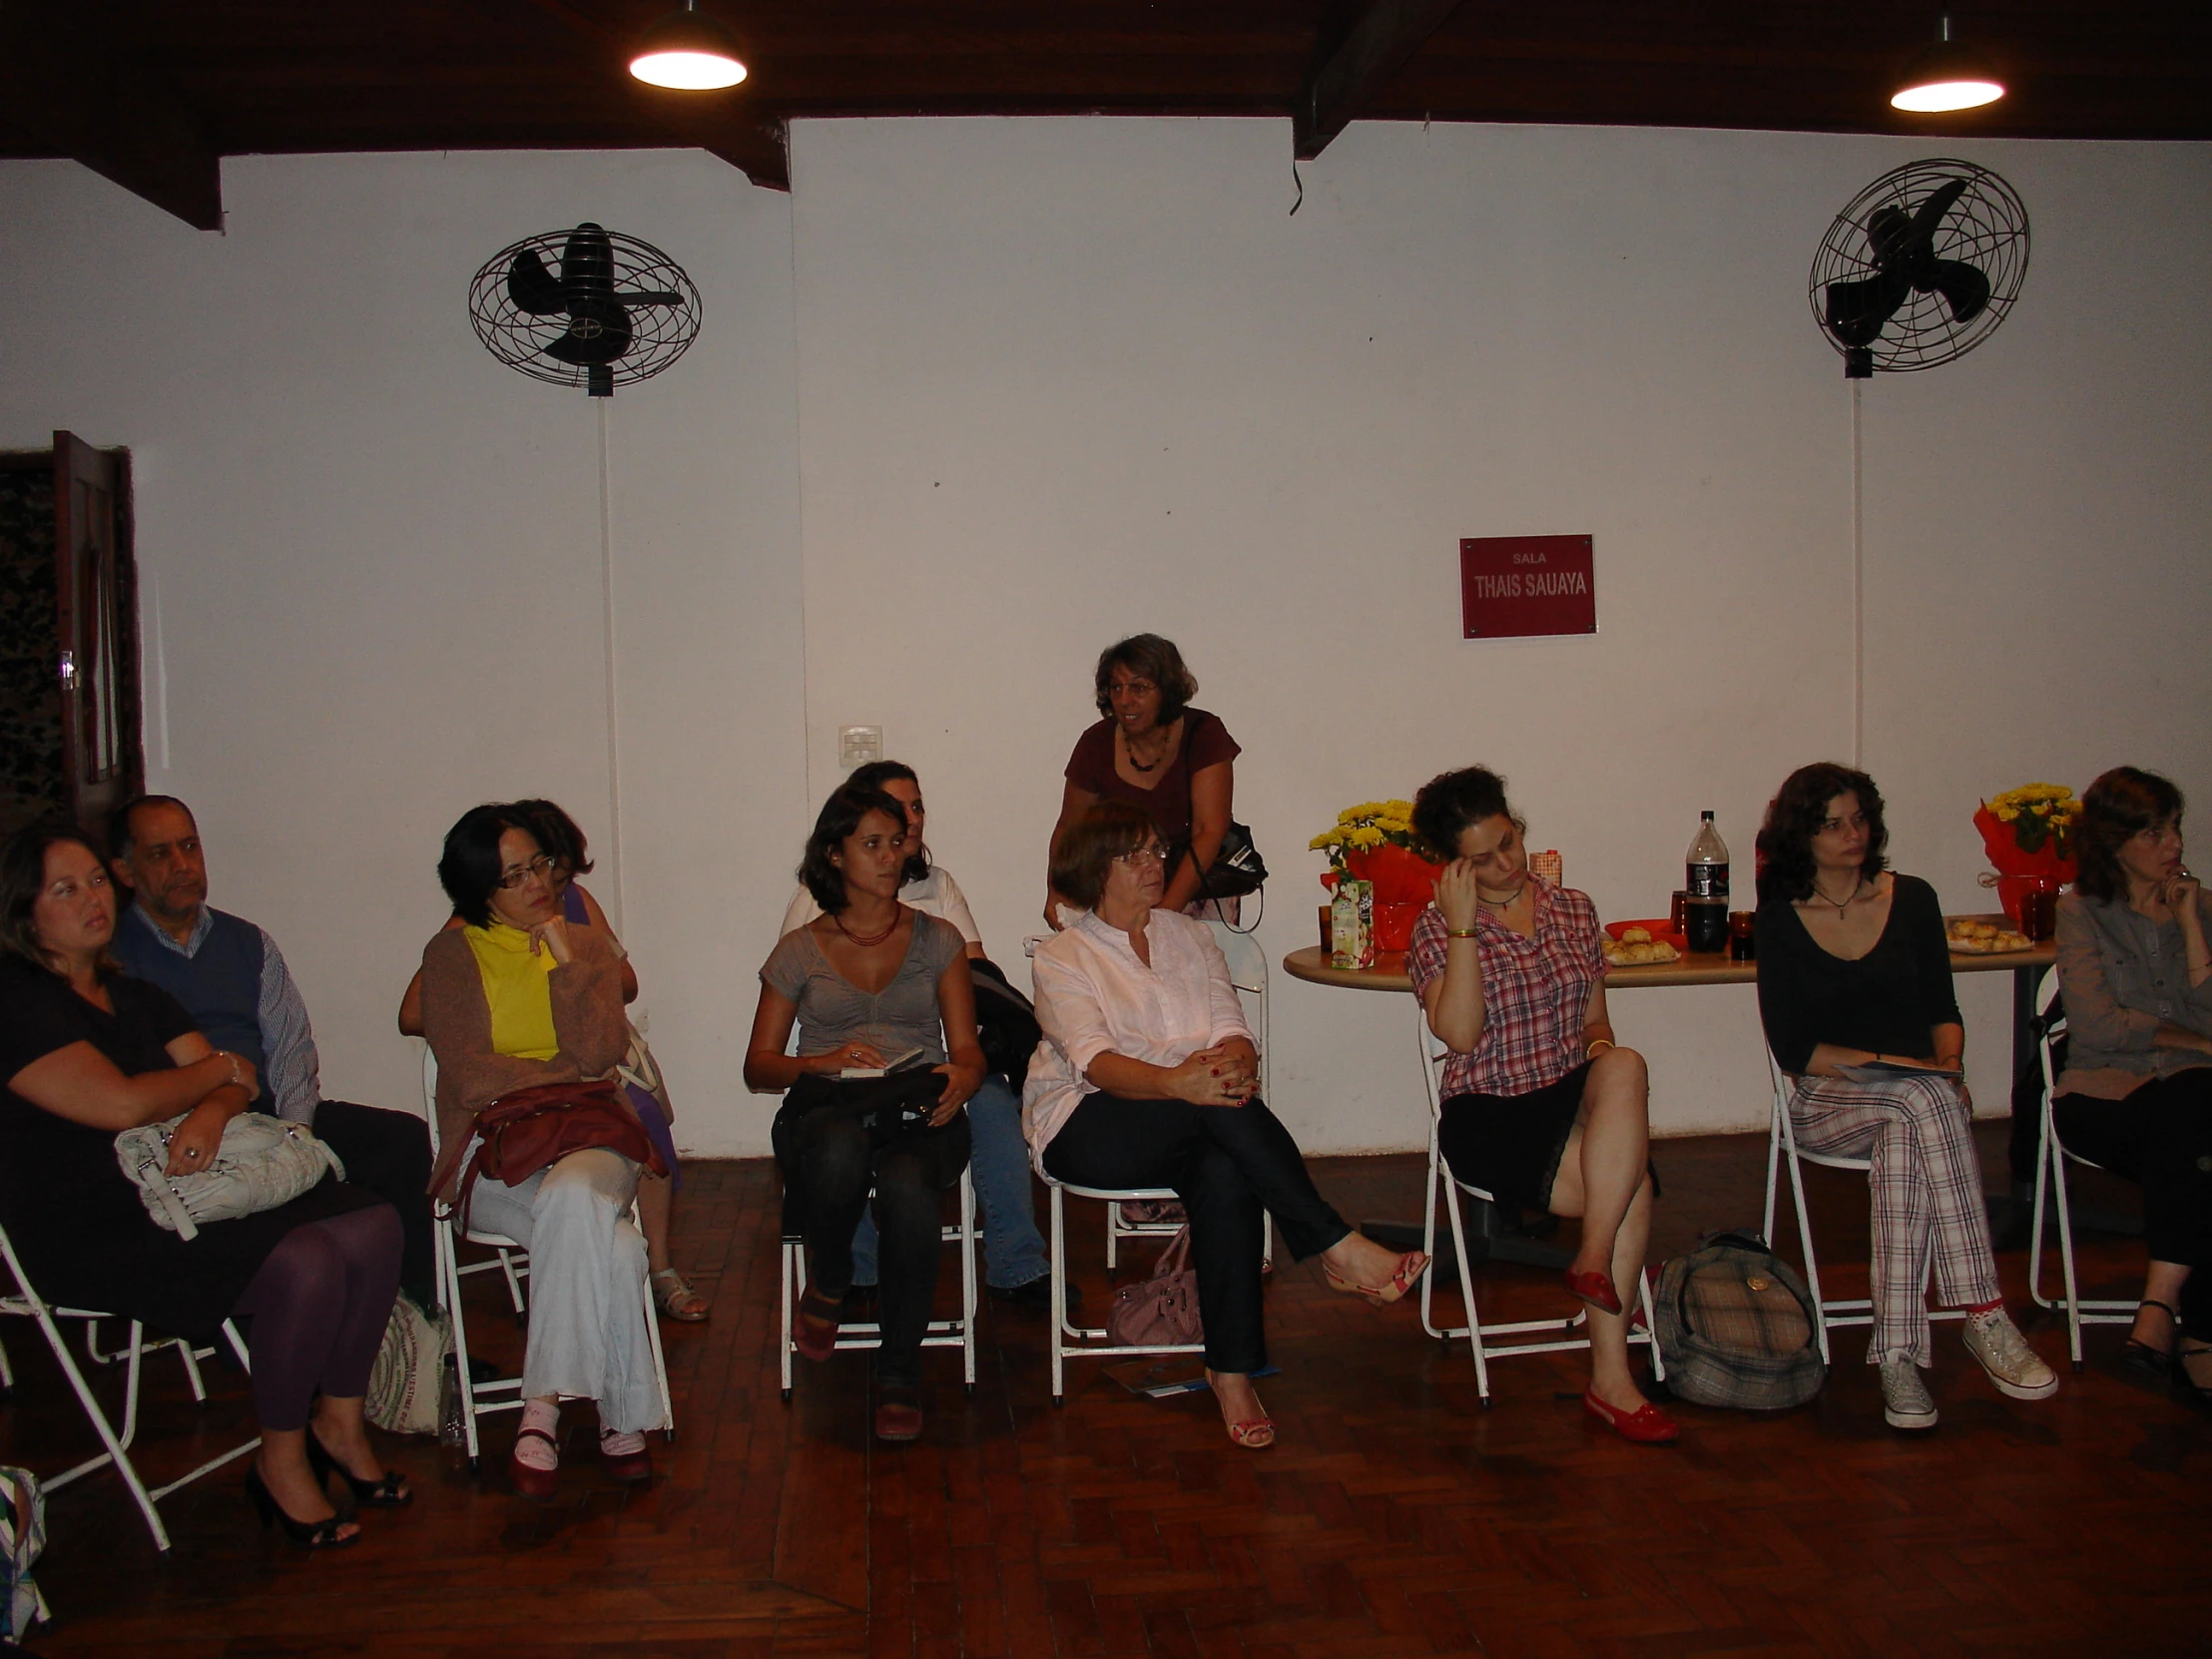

{"left": 466, "top": 1147, "right": 661, "bottom": 1433}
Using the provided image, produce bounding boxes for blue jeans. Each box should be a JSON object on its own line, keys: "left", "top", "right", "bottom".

{"left": 851, "top": 1074, "right": 1048, "bottom": 1290}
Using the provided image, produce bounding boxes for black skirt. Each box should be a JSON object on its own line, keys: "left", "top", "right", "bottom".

{"left": 1437, "top": 1061, "right": 1594, "bottom": 1212}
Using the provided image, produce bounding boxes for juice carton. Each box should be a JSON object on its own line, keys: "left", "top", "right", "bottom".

{"left": 1331, "top": 879, "right": 1375, "bottom": 970}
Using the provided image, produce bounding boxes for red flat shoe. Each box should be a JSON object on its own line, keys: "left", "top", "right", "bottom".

{"left": 795, "top": 1287, "right": 842, "bottom": 1363}
{"left": 1582, "top": 1387, "right": 1678, "bottom": 1444}
{"left": 1322, "top": 1251, "right": 1431, "bottom": 1307}
{"left": 508, "top": 1426, "right": 561, "bottom": 1501}
{"left": 1564, "top": 1268, "right": 1623, "bottom": 1316}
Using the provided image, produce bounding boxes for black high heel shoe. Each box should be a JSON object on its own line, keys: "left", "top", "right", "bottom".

{"left": 245, "top": 1463, "right": 358, "bottom": 1549}
{"left": 305, "top": 1426, "right": 413, "bottom": 1507}
{"left": 2125, "top": 1299, "right": 2179, "bottom": 1376}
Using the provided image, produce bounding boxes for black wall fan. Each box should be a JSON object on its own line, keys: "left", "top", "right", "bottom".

{"left": 1809, "top": 159, "right": 2028, "bottom": 378}
{"left": 468, "top": 224, "right": 702, "bottom": 397}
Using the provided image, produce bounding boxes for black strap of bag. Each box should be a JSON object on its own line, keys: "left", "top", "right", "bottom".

{"left": 1173, "top": 713, "right": 1268, "bottom": 930}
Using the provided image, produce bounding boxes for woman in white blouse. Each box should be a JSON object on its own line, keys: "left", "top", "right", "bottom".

{"left": 1024, "top": 803, "right": 1424, "bottom": 1449}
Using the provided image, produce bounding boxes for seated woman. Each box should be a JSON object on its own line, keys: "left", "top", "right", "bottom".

{"left": 2050, "top": 766, "right": 2212, "bottom": 1394}
{"left": 746, "top": 785, "right": 980, "bottom": 1442}
{"left": 0, "top": 825, "right": 404, "bottom": 1549}
{"left": 1406, "top": 769, "right": 1675, "bottom": 1444}
{"left": 1755, "top": 762, "right": 2058, "bottom": 1430}
{"left": 781, "top": 761, "right": 1054, "bottom": 1310}
{"left": 398, "top": 801, "right": 707, "bottom": 1323}
{"left": 418, "top": 804, "right": 661, "bottom": 1498}
{"left": 1046, "top": 634, "right": 1241, "bottom": 927}
{"left": 1024, "top": 802, "right": 1424, "bottom": 1450}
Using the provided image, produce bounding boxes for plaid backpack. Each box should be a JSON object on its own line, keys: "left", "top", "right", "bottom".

{"left": 1653, "top": 1230, "right": 1827, "bottom": 1410}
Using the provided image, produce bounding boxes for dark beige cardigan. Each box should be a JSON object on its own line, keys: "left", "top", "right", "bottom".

{"left": 420, "top": 923, "right": 630, "bottom": 1203}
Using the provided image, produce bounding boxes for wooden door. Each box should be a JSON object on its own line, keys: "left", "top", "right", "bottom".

{"left": 51, "top": 431, "right": 141, "bottom": 830}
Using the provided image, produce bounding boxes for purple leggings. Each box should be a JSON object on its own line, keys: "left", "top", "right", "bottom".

{"left": 231, "top": 1205, "right": 402, "bottom": 1431}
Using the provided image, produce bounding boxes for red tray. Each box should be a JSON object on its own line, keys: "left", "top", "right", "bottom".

{"left": 1605, "top": 918, "right": 1689, "bottom": 952}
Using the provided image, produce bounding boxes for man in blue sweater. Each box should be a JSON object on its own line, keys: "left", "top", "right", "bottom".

{"left": 107, "top": 796, "right": 435, "bottom": 1307}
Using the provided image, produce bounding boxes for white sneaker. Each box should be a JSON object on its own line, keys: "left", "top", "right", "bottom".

{"left": 1963, "top": 1308, "right": 2060, "bottom": 1399}
{"left": 1880, "top": 1357, "right": 1938, "bottom": 1430}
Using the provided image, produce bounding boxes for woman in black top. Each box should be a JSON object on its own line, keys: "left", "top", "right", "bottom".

{"left": 1754, "top": 765, "right": 2057, "bottom": 1431}
{"left": 0, "top": 825, "right": 403, "bottom": 1548}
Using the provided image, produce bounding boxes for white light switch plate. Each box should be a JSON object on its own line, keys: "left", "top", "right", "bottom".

{"left": 839, "top": 726, "right": 882, "bottom": 768}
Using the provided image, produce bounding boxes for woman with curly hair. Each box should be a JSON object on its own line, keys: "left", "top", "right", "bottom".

{"left": 1045, "top": 634, "right": 1241, "bottom": 926}
{"left": 2050, "top": 767, "right": 2212, "bottom": 1395}
{"left": 1755, "top": 762, "right": 2057, "bottom": 1430}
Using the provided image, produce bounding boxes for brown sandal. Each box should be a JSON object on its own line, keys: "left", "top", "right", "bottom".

{"left": 653, "top": 1268, "right": 712, "bottom": 1323}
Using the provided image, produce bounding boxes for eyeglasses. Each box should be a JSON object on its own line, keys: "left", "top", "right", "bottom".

{"left": 496, "top": 853, "right": 560, "bottom": 890}
{"left": 1114, "top": 844, "right": 1168, "bottom": 867}
{"left": 1110, "top": 678, "right": 1158, "bottom": 697}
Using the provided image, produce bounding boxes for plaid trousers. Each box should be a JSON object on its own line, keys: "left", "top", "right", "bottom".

{"left": 1790, "top": 1072, "right": 2000, "bottom": 1367}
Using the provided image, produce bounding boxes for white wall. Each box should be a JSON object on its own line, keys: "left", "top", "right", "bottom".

{"left": 0, "top": 151, "right": 807, "bottom": 1154}
{"left": 4, "top": 122, "right": 2206, "bottom": 1154}
{"left": 787, "top": 119, "right": 2212, "bottom": 1150}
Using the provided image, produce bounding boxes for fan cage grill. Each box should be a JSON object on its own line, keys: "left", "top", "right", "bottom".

{"left": 468, "top": 229, "right": 702, "bottom": 391}
{"left": 1808, "top": 158, "right": 2028, "bottom": 374}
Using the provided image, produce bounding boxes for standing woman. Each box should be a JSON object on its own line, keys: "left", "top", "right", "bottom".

{"left": 419, "top": 805, "right": 663, "bottom": 1498}
{"left": 1406, "top": 769, "right": 1675, "bottom": 1443}
{"left": 0, "top": 826, "right": 404, "bottom": 1548}
{"left": 746, "top": 785, "right": 981, "bottom": 1442}
{"left": 1754, "top": 763, "right": 2057, "bottom": 1430}
{"left": 1046, "top": 634, "right": 1240, "bottom": 927}
{"left": 2049, "top": 767, "right": 2212, "bottom": 1393}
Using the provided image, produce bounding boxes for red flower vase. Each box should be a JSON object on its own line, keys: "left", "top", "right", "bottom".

{"left": 1973, "top": 805, "right": 2077, "bottom": 925}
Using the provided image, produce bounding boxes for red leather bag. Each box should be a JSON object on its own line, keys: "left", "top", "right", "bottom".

{"left": 456, "top": 1080, "right": 668, "bottom": 1226}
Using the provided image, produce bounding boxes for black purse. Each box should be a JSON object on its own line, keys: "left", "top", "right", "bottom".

{"left": 1181, "top": 712, "right": 1268, "bottom": 905}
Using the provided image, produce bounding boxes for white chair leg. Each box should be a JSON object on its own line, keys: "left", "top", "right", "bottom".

{"left": 1636, "top": 1268, "right": 1666, "bottom": 1382}
{"left": 1440, "top": 1178, "right": 1490, "bottom": 1402}
{"left": 961, "top": 1169, "right": 978, "bottom": 1392}
{"left": 1780, "top": 1110, "right": 1834, "bottom": 1368}
{"left": 443, "top": 1221, "right": 484, "bottom": 1469}
{"left": 497, "top": 1247, "right": 528, "bottom": 1321}
{"left": 2051, "top": 1134, "right": 2086, "bottom": 1372}
{"left": 1049, "top": 1184, "right": 1067, "bottom": 1406}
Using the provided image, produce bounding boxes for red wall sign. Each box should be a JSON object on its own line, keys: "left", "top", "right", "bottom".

{"left": 1459, "top": 534, "right": 1596, "bottom": 640}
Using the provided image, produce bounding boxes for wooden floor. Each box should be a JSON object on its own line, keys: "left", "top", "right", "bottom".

{"left": 10, "top": 1126, "right": 2212, "bottom": 1657}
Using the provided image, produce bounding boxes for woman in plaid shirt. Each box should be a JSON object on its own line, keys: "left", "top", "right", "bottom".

{"left": 1408, "top": 768, "right": 1675, "bottom": 1444}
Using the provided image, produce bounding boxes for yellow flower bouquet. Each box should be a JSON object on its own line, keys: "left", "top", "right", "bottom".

{"left": 1312, "top": 802, "right": 1442, "bottom": 948}
{"left": 1974, "top": 782, "right": 2078, "bottom": 924}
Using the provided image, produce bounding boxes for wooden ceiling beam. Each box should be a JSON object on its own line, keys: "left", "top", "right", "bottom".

{"left": 516, "top": 0, "right": 790, "bottom": 191}
{"left": 0, "top": 1, "right": 223, "bottom": 230}
{"left": 1295, "top": 0, "right": 1467, "bottom": 161}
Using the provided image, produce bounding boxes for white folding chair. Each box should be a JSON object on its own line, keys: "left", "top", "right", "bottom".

{"left": 0, "top": 1219, "right": 256, "bottom": 1554}
{"left": 1102, "top": 919, "right": 1274, "bottom": 1270}
{"left": 777, "top": 1167, "right": 979, "bottom": 1402}
{"left": 2025, "top": 977, "right": 2133, "bottom": 1370}
{"left": 422, "top": 1047, "right": 675, "bottom": 1470}
{"left": 1761, "top": 1050, "right": 1968, "bottom": 1367}
{"left": 1046, "top": 1176, "right": 1215, "bottom": 1405}
{"left": 1412, "top": 1009, "right": 1662, "bottom": 1403}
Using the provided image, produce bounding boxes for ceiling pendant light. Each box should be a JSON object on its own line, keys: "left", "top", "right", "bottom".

{"left": 1891, "top": 13, "right": 2003, "bottom": 113}
{"left": 629, "top": 1, "right": 748, "bottom": 91}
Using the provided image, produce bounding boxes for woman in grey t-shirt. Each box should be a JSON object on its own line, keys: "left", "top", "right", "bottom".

{"left": 745, "top": 785, "right": 983, "bottom": 1442}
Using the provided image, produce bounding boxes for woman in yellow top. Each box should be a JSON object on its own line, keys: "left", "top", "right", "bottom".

{"left": 418, "top": 804, "right": 659, "bottom": 1501}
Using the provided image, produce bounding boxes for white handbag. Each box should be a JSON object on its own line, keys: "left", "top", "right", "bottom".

{"left": 113, "top": 1113, "right": 347, "bottom": 1242}
{"left": 365, "top": 1296, "right": 453, "bottom": 1435}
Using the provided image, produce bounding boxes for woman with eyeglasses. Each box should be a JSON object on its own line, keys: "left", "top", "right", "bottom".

{"left": 2051, "top": 767, "right": 2212, "bottom": 1397}
{"left": 747, "top": 784, "right": 982, "bottom": 1442}
{"left": 417, "top": 804, "right": 661, "bottom": 1498}
{"left": 1045, "top": 634, "right": 1241, "bottom": 928}
{"left": 1025, "top": 803, "right": 1425, "bottom": 1450}
{"left": 399, "top": 800, "right": 707, "bottom": 1324}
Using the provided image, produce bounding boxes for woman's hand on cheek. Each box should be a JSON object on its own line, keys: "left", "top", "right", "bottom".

{"left": 1434, "top": 861, "right": 1482, "bottom": 932}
